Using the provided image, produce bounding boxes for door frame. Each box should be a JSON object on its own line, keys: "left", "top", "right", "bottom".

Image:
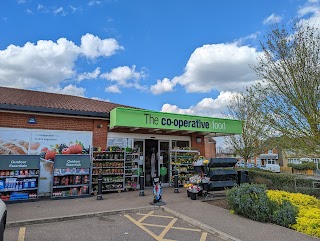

{"left": 158, "top": 140, "right": 170, "bottom": 184}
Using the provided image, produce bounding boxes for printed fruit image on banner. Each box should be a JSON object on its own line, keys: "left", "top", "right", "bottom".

{"left": 0, "top": 128, "right": 92, "bottom": 160}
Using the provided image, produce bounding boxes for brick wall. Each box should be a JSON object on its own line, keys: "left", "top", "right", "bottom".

{"left": 190, "top": 133, "right": 205, "bottom": 156}
{"left": 0, "top": 112, "right": 108, "bottom": 148}
{"left": 204, "top": 137, "right": 216, "bottom": 159}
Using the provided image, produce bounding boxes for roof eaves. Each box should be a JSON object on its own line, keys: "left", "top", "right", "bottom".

{"left": 0, "top": 104, "right": 110, "bottom": 118}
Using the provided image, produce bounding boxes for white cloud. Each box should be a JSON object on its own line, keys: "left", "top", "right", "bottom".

{"left": 298, "top": 5, "right": 319, "bottom": 17}
{"left": 69, "top": 6, "right": 77, "bottom": 13}
{"left": 77, "top": 68, "right": 101, "bottom": 81}
{"left": 157, "top": 43, "right": 260, "bottom": 94}
{"left": 26, "top": 9, "right": 33, "bottom": 14}
{"left": 105, "top": 85, "right": 121, "bottom": 93}
{"left": 53, "top": 7, "right": 66, "bottom": 16}
{"left": 235, "top": 32, "right": 260, "bottom": 45}
{"left": 161, "top": 91, "right": 238, "bottom": 117}
{"left": 80, "top": 33, "right": 123, "bottom": 59}
{"left": 17, "top": 0, "right": 26, "bottom": 3}
{"left": 88, "top": 0, "right": 101, "bottom": 6}
{"left": 43, "top": 84, "right": 86, "bottom": 97}
{"left": 37, "top": 4, "right": 49, "bottom": 13}
{"left": 101, "top": 65, "right": 147, "bottom": 91}
{"left": 0, "top": 34, "right": 122, "bottom": 93}
{"left": 150, "top": 78, "right": 176, "bottom": 95}
{"left": 297, "top": 1, "right": 320, "bottom": 30}
{"left": 91, "top": 97, "right": 110, "bottom": 102}
{"left": 263, "top": 13, "right": 282, "bottom": 25}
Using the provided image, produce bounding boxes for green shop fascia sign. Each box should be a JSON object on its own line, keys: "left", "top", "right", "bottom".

{"left": 110, "top": 108, "right": 242, "bottom": 134}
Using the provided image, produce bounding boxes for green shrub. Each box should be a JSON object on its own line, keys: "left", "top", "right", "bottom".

{"left": 227, "top": 184, "right": 299, "bottom": 228}
{"left": 226, "top": 183, "right": 276, "bottom": 222}
{"left": 288, "top": 161, "right": 317, "bottom": 170}
{"left": 247, "top": 169, "right": 319, "bottom": 197}
{"left": 271, "top": 200, "right": 298, "bottom": 228}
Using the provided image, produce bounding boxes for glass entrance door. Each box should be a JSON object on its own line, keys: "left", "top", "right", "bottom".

{"left": 133, "top": 140, "right": 145, "bottom": 188}
{"left": 158, "top": 141, "right": 170, "bottom": 183}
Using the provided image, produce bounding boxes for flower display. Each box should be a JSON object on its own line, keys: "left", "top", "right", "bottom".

{"left": 201, "top": 177, "right": 210, "bottom": 183}
{"left": 187, "top": 184, "right": 202, "bottom": 193}
{"left": 189, "top": 175, "right": 202, "bottom": 184}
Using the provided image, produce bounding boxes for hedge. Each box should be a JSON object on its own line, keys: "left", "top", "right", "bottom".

{"left": 247, "top": 169, "right": 320, "bottom": 198}
{"left": 288, "top": 161, "right": 317, "bottom": 170}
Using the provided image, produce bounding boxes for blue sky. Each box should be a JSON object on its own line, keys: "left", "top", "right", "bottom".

{"left": 0, "top": 0, "right": 318, "bottom": 119}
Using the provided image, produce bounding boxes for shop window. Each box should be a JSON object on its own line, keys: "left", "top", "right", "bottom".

{"left": 172, "top": 140, "right": 190, "bottom": 149}
{"left": 107, "top": 138, "right": 133, "bottom": 149}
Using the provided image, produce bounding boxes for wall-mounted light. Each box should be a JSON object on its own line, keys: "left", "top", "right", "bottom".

{"left": 97, "top": 124, "right": 103, "bottom": 128}
{"left": 196, "top": 137, "right": 202, "bottom": 143}
{"left": 28, "top": 117, "right": 37, "bottom": 124}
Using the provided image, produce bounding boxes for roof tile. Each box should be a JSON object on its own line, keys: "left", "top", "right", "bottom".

{"left": 0, "top": 86, "right": 127, "bottom": 114}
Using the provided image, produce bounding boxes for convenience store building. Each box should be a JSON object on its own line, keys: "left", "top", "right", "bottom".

{"left": 0, "top": 86, "right": 242, "bottom": 190}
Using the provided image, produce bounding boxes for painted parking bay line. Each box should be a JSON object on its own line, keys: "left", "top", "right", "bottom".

{"left": 124, "top": 213, "right": 175, "bottom": 241}
{"left": 18, "top": 227, "right": 26, "bottom": 241}
{"left": 125, "top": 212, "right": 208, "bottom": 241}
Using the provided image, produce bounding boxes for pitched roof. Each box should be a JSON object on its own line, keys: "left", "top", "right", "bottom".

{"left": 0, "top": 86, "right": 128, "bottom": 118}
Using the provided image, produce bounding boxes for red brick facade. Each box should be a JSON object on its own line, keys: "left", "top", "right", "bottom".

{"left": 204, "top": 137, "right": 216, "bottom": 159}
{"left": 0, "top": 112, "right": 216, "bottom": 156}
{"left": 190, "top": 133, "right": 205, "bottom": 156}
{"left": 0, "top": 112, "right": 108, "bottom": 148}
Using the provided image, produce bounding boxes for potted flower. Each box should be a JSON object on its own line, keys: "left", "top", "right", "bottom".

{"left": 201, "top": 176, "right": 210, "bottom": 194}
{"left": 188, "top": 184, "right": 202, "bottom": 200}
{"left": 184, "top": 183, "right": 192, "bottom": 197}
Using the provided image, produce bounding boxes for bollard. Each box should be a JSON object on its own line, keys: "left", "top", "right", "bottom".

{"left": 97, "top": 172, "right": 103, "bottom": 200}
{"left": 174, "top": 169, "right": 179, "bottom": 193}
{"left": 139, "top": 172, "right": 145, "bottom": 196}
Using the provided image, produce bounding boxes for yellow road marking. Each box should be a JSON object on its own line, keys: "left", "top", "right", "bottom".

{"left": 125, "top": 214, "right": 175, "bottom": 241}
{"left": 200, "top": 232, "right": 208, "bottom": 241}
{"left": 172, "top": 226, "right": 202, "bottom": 232}
{"left": 126, "top": 212, "right": 207, "bottom": 241}
{"left": 158, "top": 218, "right": 177, "bottom": 240}
{"left": 137, "top": 213, "right": 174, "bottom": 219}
{"left": 18, "top": 227, "right": 26, "bottom": 241}
{"left": 141, "top": 223, "right": 202, "bottom": 232}
{"left": 137, "top": 211, "right": 154, "bottom": 223}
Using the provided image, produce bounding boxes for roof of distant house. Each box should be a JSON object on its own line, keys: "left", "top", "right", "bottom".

{"left": 0, "top": 86, "right": 128, "bottom": 118}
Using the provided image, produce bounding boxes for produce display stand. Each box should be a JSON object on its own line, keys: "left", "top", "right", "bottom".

{"left": 51, "top": 154, "right": 91, "bottom": 199}
{"left": 0, "top": 155, "right": 40, "bottom": 203}
{"left": 204, "top": 158, "right": 238, "bottom": 198}
{"left": 124, "top": 152, "right": 140, "bottom": 191}
{"left": 170, "top": 149, "right": 199, "bottom": 186}
{"left": 92, "top": 150, "right": 125, "bottom": 193}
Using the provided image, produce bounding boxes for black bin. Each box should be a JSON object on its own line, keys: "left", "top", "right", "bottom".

{"left": 237, "top": 170, "right": 249, "bottom": 185}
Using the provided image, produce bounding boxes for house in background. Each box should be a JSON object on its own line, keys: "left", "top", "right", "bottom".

{"left": 282, "top": 150, "right": 320, "bottom": 170}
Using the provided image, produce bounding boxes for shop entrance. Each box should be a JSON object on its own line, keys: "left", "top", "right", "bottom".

{"left": 145, "top": 139, "right": 158, "bottom": 186}
{"left": 144, "top": 139, "right": 170, "bottom": 186}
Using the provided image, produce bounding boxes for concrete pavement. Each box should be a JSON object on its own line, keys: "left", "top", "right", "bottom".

{"left": 5, "top": 187, "right": 319, "bottom": 241}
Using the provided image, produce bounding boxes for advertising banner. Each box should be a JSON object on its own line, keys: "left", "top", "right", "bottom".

{"left": 0, "top": 128, "right": 92, "bottom": 196}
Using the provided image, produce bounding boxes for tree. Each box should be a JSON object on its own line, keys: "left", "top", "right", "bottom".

{"left": 252, "top": 20, "right": 320, "bottom": 155}
{"left": 224, "top": 90, "right": 267, "bottom": 167}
